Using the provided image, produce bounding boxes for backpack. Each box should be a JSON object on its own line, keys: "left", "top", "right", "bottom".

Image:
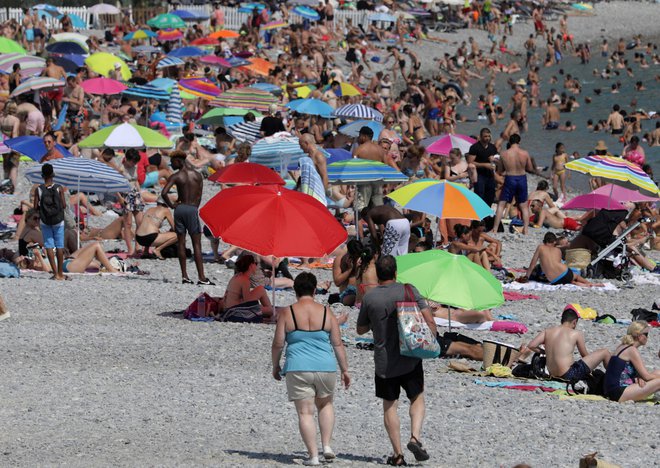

{"left": 567, "top": 369, "right": 606, "bottom": 396}
{"left": 39, "top": 184, "right": 64, "bottom": 226}
{"left": 630, "top": 308, "right": 658, "bottom": 322}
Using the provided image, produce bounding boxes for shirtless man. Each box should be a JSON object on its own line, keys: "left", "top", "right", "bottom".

{"left": 299, "top": 133, "right": 328, "bottom": 189}
{"left": 361, "top": 205, "right": 410, "bottom": 257}
{"left": 331, "top": 240, "right": 361, "bottom": 306}
{"left": 520, "top": 308, "right": 610, "bottom": 381}
{"left": 529, "top": 200, "right": 593, "bottom": 231}
{"left": 543, "top": 98, "right": 560, "bottom": 130}
{"left": 161, "top": 151, "right": 214, "bottom": 285}
{"left": 495, "top": 111, "right": 521, "bottom": 151}
{"left": 353, "top": 126, "right": 396, "bottom": 211}
{"left": 525, "top": 232, "right": 601, "bottom": 286}
{"left": 491, "top": 134, "right": 534, "bottom": 234}
{"left": 606, "top": 104, "right": 625, "bottom": 135}
{"left": 41, "top": 58, "right": 66, "bottom": 113}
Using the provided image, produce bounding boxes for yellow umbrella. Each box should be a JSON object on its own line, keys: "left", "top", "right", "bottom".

{"left": 85, "top": 53, "right": 132, "bottom": 80}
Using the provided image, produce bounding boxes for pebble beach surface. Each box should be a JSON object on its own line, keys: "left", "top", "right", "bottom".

{"left": 2, "top": 164, "right": 659, "bottom": 467}
{"left": 2, "top": 1, "right": 660, "bottom": 465}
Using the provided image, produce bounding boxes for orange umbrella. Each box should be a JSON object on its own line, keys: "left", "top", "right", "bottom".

{"left": 240, "top": 57, "right": 274, "bottom": 77}
{"left": 209, "top": 30, "right": 240, "bottom": 39}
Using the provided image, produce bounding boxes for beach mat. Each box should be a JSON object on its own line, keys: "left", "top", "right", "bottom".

{"left": 434, "top": 318, "right": 528, "bottom": 334}
{"left": 505, "top": 281, "right": 617, "bottom": 292}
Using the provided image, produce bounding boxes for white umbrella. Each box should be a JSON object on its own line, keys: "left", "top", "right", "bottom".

{"left": 88, "top": 3, "right": 121, "bottom": 14}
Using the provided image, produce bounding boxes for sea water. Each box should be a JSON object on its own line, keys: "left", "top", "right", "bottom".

{"left": 456, "top": 50, "right": 660, "bottom": 192}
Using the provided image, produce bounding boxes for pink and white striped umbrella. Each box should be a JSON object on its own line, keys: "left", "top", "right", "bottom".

{"left": 425, "top": 134, "right": 476, "bottom": 156}
{"left": 0, "top": 54, "right": 45, "bottom": 78}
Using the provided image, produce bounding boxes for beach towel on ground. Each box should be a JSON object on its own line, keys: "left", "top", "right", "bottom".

{"left": 434, "top": 318, "right": 528, "bottom": 334}
{"left": 0, "top": 260, "right": 20, "bottom": 278}
{"left": 505, "top": 281, "right": 617, "bottom": 292}
{"left": 503, "top": 291, "right": 540, "bottom": 301}
{"left": 298, "top": 156, "right": 327, "bottom": 206}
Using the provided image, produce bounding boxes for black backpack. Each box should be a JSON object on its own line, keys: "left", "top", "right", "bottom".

{"left": 567, "top": 369, "right": 606, "bottom": 396}
{"left": 39, "top": 184, "right": 64, "bottom": 226}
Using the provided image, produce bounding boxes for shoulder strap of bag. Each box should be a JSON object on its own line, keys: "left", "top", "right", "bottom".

{"left": 404, "top": 283, "right": 415, "bottom": 302}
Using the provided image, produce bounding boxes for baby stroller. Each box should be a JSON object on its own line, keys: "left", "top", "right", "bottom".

{"left": 569, "top": 209, "right": 637, "bottom": 281}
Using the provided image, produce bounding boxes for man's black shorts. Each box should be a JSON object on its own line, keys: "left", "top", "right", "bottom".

{"left": 375, "top": 361, "right": 424, "bottom": 401}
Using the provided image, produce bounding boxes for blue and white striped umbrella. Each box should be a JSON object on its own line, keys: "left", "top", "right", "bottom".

{"left": 166, "top": 86, "right": 183, "bottom": 126}
{"left": 332, "top": 103, "right": 383, "bottom": 122}
{"left": 24, "top": 158, "right": 130, "bottom": 193}
{"left": 368, "top": 13, "right": 397, "bottom": 22}
{"left": 244, "top": 135, "right": 328, "bottom": 172}
{"left": 123, "top": 84, "right": 170, "bottom": 101}
{"left": 227, "top": 120, "right": 262, "bottom": 143}
{"left": 292, "top": 5, "right": 320, "bottom": 20}
{"left": 156, "top": 56, "right": 185, "bottom": 69}
{"left": 338, "top": 119, "right": 384, "bottom": 139}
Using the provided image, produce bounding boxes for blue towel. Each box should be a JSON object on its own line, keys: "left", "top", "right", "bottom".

{"left": 298, "top": 156, "right": 327, "bottom": 206}
{"left": 53, "top": 103, "right": 68, "bottom": 131}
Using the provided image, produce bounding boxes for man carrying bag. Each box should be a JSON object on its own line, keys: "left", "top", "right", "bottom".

{"left": 357, "top": 255, "right": 437, "bottom": 466}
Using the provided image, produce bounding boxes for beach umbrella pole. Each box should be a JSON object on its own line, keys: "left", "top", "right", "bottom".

{"left": 354, "top": 184, "right": 360, "bottom": 239}
{"left": 448, "top": 306, "right": 452, "bottom": 332}
{"left": 77, "top": 176, "right": 81, "bottom": 250}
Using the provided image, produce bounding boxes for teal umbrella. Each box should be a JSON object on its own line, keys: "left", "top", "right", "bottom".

{"left": 396, "top": 250, "right": 504, "bottom": 329}
{"left": 147, "top": 13, "right": 186, "bottom": 29}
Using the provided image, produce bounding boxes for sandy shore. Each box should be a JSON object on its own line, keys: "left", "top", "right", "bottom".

{"left": 2, "top": 2, "right": 660, "bottom": 466}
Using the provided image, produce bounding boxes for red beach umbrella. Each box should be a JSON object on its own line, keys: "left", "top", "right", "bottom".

{"left": 208, "top": 162, "right": 285, "bottom": 186}
{"left": 200, "top": 185, "right": 346, "bottom": 258}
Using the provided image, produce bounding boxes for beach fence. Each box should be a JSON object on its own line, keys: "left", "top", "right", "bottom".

{"left": 0, "top": 5, "right": 367, "bottom": 32}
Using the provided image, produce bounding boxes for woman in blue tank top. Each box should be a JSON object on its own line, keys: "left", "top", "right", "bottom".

{"left": 604, "top": 321, "right": 660, "bottom": 402}
{"left": 272, "top": 272, "right": 350, "bottom": 466}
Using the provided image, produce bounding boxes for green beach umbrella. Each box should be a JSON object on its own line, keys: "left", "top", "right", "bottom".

{"left": 0, "top": 37, "right": 27, "bottom": 54}
{"left": 78, "top": 123, "right": 173, "bottom": 149}
{"left": 396, "top": 250, "right": 504, "bottom": 311}
{"left": 147, "top": 13, "right": 186, "bottom": 29}
{"left": 197, "top": 108, "right": 263, "bottom": 126}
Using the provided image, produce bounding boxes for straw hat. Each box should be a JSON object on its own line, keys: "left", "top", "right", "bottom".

{"left": 594, "top": 140, "right": 608, "bottom": 151}
{"left": 515, "top": 78, "right": 527, "bottom": 86}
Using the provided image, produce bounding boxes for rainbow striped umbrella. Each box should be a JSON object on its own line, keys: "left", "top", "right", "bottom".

{"left": 10, "top": 76, "right": 64, "bottom": 97}
{"left": 124, "top": 29, "right": 157, "bottom": 40}
{"left": 178, "top": 78, "right": 221, "bottom": 100}
{"left": 211, "top": 87, "right": 278, "bottom": 112}
{"left": 157, "top": 28, "right": 183, "bottom": 42}
{"left": 566, "top": 155, "right": 659, "bottom": 194}
{"left": 386, "top": 179, "right": 494, "bottom": 220}
{"left": 261, "top": 20, "right": 288, "bottom": 30}
{"left": 0, "top": 54, "right": 45, "bottom": 78}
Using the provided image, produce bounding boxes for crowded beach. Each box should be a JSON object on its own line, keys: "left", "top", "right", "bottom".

{"left": 1, "top": 0, "right": 659, "bottom": 466}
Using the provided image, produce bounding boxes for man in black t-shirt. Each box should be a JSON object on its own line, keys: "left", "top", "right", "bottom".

{"left": 260, "top": 104, "right": 285, "bottom": 137}
{"left": 467, "top": 128, "right": 498, "bottom": 207}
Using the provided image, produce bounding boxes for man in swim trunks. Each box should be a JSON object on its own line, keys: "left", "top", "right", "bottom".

{"left": 528, "top": 201, "right": 593, "bottom": 231}
{"left": 519, "top": 307, "right": 610, "bottom": 382}
{"left": 361, "top": 205, "right": 410, "bottom": 257}
{"left": 524, "top": 232, "right": 601, "bottom": 287}
{"left": 161, "top": 151, "right": 214, "bottom": 285}
{"left": 543, "top": 98, "right": 560, "bottom": 130}
{"left": 606, "top": 104, "right": 624, "bottom": 135}
{"left": 491, "top": 134, "right": 534, "bottom": 235}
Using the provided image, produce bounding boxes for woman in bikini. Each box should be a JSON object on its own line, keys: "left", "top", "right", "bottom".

{"left": 134, "top": 202, "right": 177, "bottom": 259}
{"left": 444, "top": 148, "right": 476, "bottom": 188}
{"left": 16, "top": 241, "right": 120, "bottom": 275}
{"left": 355, "top": 246, "right": 378, "bottom": 305}
{"left": 551, "top": 142, "right": 569, "bottom": 201}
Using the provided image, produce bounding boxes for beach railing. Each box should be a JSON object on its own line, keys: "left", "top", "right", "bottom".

{"left": 7, "top": 6, "right": 90, "bottom": 29}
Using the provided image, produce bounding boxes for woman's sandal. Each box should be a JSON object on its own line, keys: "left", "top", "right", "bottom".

{"left": 386, "top": 454, "right": 407, "bottom": 466}
{"left": 406, "top": 436, "right": 430, "bottom": 462}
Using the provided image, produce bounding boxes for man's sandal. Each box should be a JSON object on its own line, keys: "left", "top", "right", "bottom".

{"left": 386, "top": 454, "right": 407, "bottom": 466}
{"left": 407, "top": 436, "right": 430, "bottom": 461}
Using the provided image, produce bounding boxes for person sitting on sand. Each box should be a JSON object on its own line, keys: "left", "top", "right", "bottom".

{"left": 528, "top": 180, "right": 558, "bottom": 212}
{"left": 449, "top": 224, "right": 492, "bottom": 270}
{"left": 604, "top": 321, "right": 660, "bottom": 402}
{"left": 468, "top": 220, "right": 502, "bottom": 268}
{"left": 519, "top": 307, "right": 610, "bottom": 382}
{"left": 224, "top": 254, "right": 274, "bottom": 320}
{"left": 524, "top": 232, "right": 602, "bottom": 287}
{"left": 134, "top": 201, "right": 177, "bottom": 259}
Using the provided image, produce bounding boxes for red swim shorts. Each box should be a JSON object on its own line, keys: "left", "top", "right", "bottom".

{"left": 563, "top": 217, "right": 581, "bottom": 231}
